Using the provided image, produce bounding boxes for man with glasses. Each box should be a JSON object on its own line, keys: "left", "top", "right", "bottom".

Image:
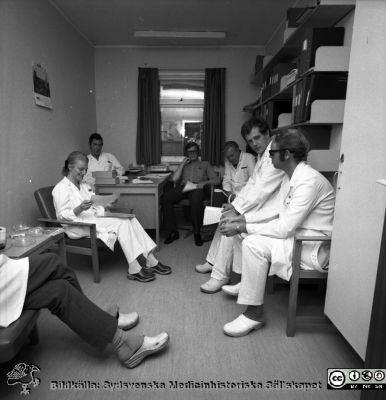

{"left": 162, "top": 142, "right": 219, "bottom": 246}
{"left": 199, "top": 117, "right": 284, "bottom": 293}
{"left": 221, "top": 129, "right": 335, "bottom": 337}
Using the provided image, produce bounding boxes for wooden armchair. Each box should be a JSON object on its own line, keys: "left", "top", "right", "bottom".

{"left": 34, "top": 186, "right": 109, "bottom": 283}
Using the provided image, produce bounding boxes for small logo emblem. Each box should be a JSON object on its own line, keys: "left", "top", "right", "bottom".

{"left": 328, "top": 370, "right": 346, "bottom": 388}
{"left": 6, "top": 363, "right": 41, "bottom": 395}
{"left": 361, "top": 370, "right": 373, "bottom": 381}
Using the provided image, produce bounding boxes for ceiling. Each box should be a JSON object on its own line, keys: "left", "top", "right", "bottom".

{"left": 49, "top": 0, "right": 296, "bottom": 47}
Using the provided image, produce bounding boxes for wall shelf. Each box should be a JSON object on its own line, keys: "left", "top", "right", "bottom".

{"left": 253, "top": 2, "right": 355, "bottom": 85}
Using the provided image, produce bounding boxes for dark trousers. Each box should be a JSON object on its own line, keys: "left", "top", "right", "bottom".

{"left": 162, "top": 186, "right": 209, "bottom": 234}
{"left": 24, "top": 253, "right": 117, "bottom": 352}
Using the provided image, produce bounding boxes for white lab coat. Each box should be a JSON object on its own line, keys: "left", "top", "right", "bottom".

{"left": 52, "top": 177, "right": 156, "bottom": 268}
{"left": 245, "top": 162, "right": 335, "bottom": 280}
{"left": 222, "top": 152, "right": 256, "bottom": 195}
{"left": 232, "top": 142, "right": 285, "bottom": 214}
{"left": 209, "top": 143, "right": 284, "bottom": 281}
{"left": 0, "top": 255, "right": 29, "bottom": 327}
{"left": 83, "top": 152, "right": 125, "bottom": 186}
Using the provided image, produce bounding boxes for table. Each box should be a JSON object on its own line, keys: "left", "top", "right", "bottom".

{"left": 95, "top": 173, "right": 171, "bottom": 246}
{"left": 1, "top": 230, "right": 67, "bottom": 263}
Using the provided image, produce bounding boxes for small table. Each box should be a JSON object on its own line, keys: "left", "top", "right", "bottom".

{"left": 1, "top": 230, "right": 67, "bottom": 263}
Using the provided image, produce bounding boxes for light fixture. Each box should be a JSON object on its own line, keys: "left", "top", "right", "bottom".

{"left": 134, "top": 30, "right": 226, "bottom": 39}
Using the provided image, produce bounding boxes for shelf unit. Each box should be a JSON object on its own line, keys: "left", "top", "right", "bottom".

{"left": 253, "top": 2, "right": 355, "bottom": 85}
{"left": 246, "top": 2, "right": 354, "bottom": 139}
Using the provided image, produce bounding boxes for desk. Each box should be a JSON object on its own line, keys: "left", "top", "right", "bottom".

{"left": 95, "top": 173, "right": 171, "bottom": 246}
{"left": 1, "top": 230, "right": 67, "bottom": 263}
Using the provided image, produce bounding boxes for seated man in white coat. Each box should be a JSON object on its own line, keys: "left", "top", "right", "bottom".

{"left": 195, "top": 140, "right": 256, "bottom": 273}
{"left": 221, "top": 129, "right": 335, "bottom": 337}
{"left": 199, "top": 117, "right": 285, "bottom": 294}
{"left": 83, "top": 133, "right": 125, "bottom": 187}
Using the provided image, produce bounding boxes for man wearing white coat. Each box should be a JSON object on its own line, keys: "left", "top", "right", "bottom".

{"left": 199, "top": 117, "right": 285, "bottom": 294}
{"left": 222, "top": 129, "right": 335, "bottom": 337}
{"left": 195, "top": 140, "right": 255, "bottom": 273}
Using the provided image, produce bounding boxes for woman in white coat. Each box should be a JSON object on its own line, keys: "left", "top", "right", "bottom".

{"left": 52, "top": 151, "right": 171, "bottom": 282}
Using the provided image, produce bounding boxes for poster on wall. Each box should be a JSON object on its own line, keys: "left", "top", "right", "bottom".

{"left": 32, "top": 63, "right": 52, "bottom": 109}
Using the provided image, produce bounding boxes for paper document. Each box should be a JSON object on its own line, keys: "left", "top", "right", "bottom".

{"left": 132, "top": 178, "right": 153, "bottom": 184}
{"left": 203, "top": 206, "right": 223, "bottom": 226}
{"left": 91, "top": 194, "right": 119, "bottom": 207}
{"left": 182, "top": 181, "right": 197, "bottom": 193}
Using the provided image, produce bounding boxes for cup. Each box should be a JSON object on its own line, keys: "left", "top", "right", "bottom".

{"left": 0, "top": 227, "right": 7, "bottom": 250}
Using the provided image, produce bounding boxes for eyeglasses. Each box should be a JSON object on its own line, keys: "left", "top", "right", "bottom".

{"left": 187, "top": 150, "right": 198, "bottom": 154}
{"left": 269, "top": 148, "right": 292, "bottom": 157}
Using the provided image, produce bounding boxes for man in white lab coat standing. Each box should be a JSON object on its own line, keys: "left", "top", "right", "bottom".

{"left": 221, "top": 129, "right": 335, "bottom": 337}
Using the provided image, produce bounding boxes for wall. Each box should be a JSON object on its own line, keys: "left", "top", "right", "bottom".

{"left": 94, "top": 47, "right": 261, "bottom": 167}
{"left": 0, "top": 0, "right": 96, "bottom": 228}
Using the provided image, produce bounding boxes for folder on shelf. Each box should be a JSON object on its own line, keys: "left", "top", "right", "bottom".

{"left": 302, "top": 73, "right": 348, "bottom": 122}
{"left": 298, "top": 27, "right": 345, "bottom": 76}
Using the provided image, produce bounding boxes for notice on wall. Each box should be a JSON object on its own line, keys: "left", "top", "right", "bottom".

{"left": 33, "top": 63, "right": 52, "bottom": 109}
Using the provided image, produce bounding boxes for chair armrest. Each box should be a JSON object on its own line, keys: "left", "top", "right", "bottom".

{"left": 38, "top": 218, "right": 95, "bottom": 228}
{"left": 294, "top": 234, "right": 332, "bottom": 242}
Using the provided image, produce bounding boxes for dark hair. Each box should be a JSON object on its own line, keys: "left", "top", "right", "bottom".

{"left": 241, "top": 117, "right": 271, "bottom": 141}
{"left": 223, "top": 141, "right": 240, "bottom": 152}
{"left": 89, "top": 132, "right": 103, "bottom": 145}
{"left": 62, "top": 151, "right": 88, "bottom": 176}
{"left": 273, "top": 129, "right": 310, "bottom": 162}
{"left": 185, "top": 141, "right": 200, "bottom": 152}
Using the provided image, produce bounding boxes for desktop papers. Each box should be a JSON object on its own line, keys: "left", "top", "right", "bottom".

{"left": 203, "top": 206, "right": 223, "bottom": 226}
{"left": 182, "top": 181, "right": 197, "bottom": 193}
{"left": 91, "top": 194, "right": 119, "bottom": 207}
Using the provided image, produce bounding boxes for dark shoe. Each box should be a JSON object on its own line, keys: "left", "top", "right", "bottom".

{"left": 164, "top": 230, "right": 179, "bottom": 244}
{"left": 127, "top": 268, "right": 155, "bottom": 282}
{"left": 194, "top": 233, "right": 203, "bottom": 246}
{"left": 142, "top": 267, "right": 155, "bottom": 277}
{"left": 124, "top": 332, "right": 169, "bottom": 369}
{"left": 150, "top": 262, "right": 172, "bottom": 275}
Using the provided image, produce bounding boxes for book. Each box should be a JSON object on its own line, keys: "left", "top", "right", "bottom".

{"left": 92, "top": 170, "right": 118, "bottom": 178}
{"left": 94, "top": 177, "right": 119, "bottom": 185}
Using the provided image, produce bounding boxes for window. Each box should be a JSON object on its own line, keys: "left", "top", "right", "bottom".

{"left": 159, "top": 70, "right": 204, "bottom": 163}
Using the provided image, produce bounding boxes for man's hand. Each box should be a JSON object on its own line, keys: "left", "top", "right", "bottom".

{"left": 221, "top": 203, "right": 234, "bottom": 212}
{"left": 182, "top": 157, "right": 190, "bottom": 166}
{"left": 219, "top": 222, "right": 246, "bottom": 237}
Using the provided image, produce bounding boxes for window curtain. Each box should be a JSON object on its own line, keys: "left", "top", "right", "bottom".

{"left": 136, "top": 68, "right": 161, "bottom": 165}
{"left": 202, "top": 68, "right": 225, "bottom": 165}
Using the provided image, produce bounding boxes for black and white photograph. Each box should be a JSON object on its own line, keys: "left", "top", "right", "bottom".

{"left": 0, "top": 1, "right": 385, "bottom": 400}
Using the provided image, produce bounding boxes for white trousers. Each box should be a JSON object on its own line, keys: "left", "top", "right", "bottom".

{"left": 75, "top": 217, "right": 157, "bottom": 274}
{"left": 237, "top": 235, "right": 273, "bottom": 306}
{"left": 237, "top": 233, "right": 328, "bottom": 306}
{"left": 209, "top": 232, "right": 242, "bottom": 281}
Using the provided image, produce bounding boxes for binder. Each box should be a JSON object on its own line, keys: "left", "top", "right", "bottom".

{"left": 298, "top": 28, "right": 345, "bottom": 76}
{"left": 293, "top": 78, "right": 306, "bottom": 124}
{"left": 265, "top": 100, "right": 292, "bottom": 129}
{"left": 269, "top": 63, "right": 296, "bottom": 96}
{"left": 302, "top": 72, "right": 348, "bottom": 122}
